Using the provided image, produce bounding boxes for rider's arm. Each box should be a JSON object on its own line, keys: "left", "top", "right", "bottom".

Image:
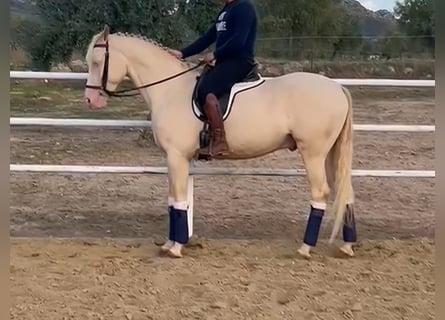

{"left": 213, "top": 2, "right": 255, "bottom": 61}
{"left": 180, "top": 25, "right": 217, "bottom": 59}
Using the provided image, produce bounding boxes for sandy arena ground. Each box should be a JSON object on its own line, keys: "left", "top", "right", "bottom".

{"left": 10, "top": 84, "right": 435, "bottom": 319}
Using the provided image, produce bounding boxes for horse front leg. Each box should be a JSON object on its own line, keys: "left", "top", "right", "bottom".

{"left": 159, "top": 171, "right": 176, "bottom": 253}
{"left": 160, "top": 152, "right": 191, "bottom": 258}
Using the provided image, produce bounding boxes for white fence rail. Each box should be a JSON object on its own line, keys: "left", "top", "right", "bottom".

{"left": 10, "top": 71, "right": 435, "bottom": 237}
{"left": 10, "top": 71, "right": 436, "bottom": 87}
{"left": 10, "top": 117, "right": 435, "bottom": 132}
{"left": 10, "top": 164, "right": 435, "bottom": 178}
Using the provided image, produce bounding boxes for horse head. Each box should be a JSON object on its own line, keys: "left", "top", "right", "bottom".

{"left": 84, "top": 25, "right": 129, "bottom": 109}
{"left": 83, "top": 25, "right": 196, "bottom": 110}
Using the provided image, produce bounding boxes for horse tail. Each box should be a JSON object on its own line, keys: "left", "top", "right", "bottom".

{"left": 329, "top": 86, "right": 354, "bottom": 243}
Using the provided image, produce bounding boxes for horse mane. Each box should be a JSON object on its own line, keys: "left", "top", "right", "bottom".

{"left": 114, "top": 32, "right": 171, "bottom": 53}
{"left": 86, "top": 30, "right": 193, "bottom": 69}
{"left": 111, "top": 31, "right": 193, "bottom": 68}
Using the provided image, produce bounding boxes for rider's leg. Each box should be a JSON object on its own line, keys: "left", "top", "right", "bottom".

{"left": 196, "top": 59, "right": 253, "bottom": 157}
{"left": 198, "top": 92, "right": 229, "bottom": 156}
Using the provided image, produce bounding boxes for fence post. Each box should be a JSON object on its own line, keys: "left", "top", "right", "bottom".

{"left": 187, "top": 161, "right": 194, "bottom": 238}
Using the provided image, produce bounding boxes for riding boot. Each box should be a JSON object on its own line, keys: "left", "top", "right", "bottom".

{"left": 198, "top": 93, "right": 229, "bottom": 157}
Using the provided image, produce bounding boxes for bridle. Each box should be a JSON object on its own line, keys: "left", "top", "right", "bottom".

{"left": 85, "top": 40, "right": 204, "bottom": 97}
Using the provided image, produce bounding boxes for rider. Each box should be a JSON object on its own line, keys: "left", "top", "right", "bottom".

{"left": 169, "top": 0, "right": 258, "bottom": 157}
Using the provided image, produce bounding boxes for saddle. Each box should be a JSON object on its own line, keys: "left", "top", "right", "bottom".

{"left": 191, "top": 62, "right": 266, "bottom": 159}
{"left": 191, "top": 62, "right": 264, "bottom": 121}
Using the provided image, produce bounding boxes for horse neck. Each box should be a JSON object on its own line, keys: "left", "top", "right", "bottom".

{"left": 111, "top": 36, "right": 197, "bottom": 112}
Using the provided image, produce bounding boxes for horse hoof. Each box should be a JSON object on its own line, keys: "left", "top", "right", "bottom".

{"left": 338, "top": 243, "right": 355, "bottom": 257}
{"left": 167, "top": 248, "right": 183, "bottom": 258}
{"left": 166, "top": 243, "right": 184, "bottom": 258}
{"left": 159, "top": 240, "right": 174, "bottom": 255}
{"left": 297, "top": 244, "right": 312, "bottom": 259}
{"left": 197, "top": 154, "right": 211, "bottom": 161}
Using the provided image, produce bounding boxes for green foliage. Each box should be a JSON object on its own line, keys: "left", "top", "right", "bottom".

{"left": 10, "top": 14, "right": 40, "bottom": 48}
{"left": 255, "top": 0, "right": 343, "bottom": 37}
{"left": 26, "top": 0, "right": 192, "bottom": 70}
{"left": 10, "top": 14, "right": 53, "bottom": 69}
{"left": 331, "top": 14, "right": 363, "bottom": 59}
{"left": 11, "top": 0, "right": 436, "bottom": 69}
{"left": 253, "top": 0, "right": 362, "bottom": 59}
{"left": 394, "top": 0, "right": 435, "bottom": 50}
{"left": 359, "top": 41, "right": 374, "bottom": 58}
{"left": 177, "top": 0, "right": 220, "bottom": 35}
{"left": 380, "top": 31, "right": 408, "bottom": 59}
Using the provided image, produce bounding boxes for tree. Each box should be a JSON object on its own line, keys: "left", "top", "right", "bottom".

{"left": 394, "top": 0, "right": 434, "bottom": 50}
{"left": 254, "top": 0, "right": 344, "bottom": 37}
{"left": 253, "top": 0, "right": 361, "bottom": 59}
{"left": 331, "top": 14, "right": 363, "bottom": 59}
{"left": 177, "top": 0, "right": 220, "bottom": 35}
{"left": 380, "top": 31, "right": 408, "bottom": 59}
{"left": 28, "top": 0, "right": 191, "bottom": 70}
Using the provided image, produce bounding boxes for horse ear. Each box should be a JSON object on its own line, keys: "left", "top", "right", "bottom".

{"left": 102, "top": 25, "right": 110, "bottom": 41}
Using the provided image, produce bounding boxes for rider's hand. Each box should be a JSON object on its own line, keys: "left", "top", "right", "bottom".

{"left": 168, "top": 49, "right": 183, "bottom": 59}
{"left": 202, "top": 52, "right": 215, "bottom": 65}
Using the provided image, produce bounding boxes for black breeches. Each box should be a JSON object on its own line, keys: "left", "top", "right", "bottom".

{"left": 197, "top": 58, "right": 254, "bottom": 106}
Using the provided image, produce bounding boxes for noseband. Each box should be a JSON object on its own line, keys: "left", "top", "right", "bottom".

{"left": 85, "top": 40, "right": 204, "bottom": 97}
{"left": 85, "top": 42, "right": 114, "bottom": 95}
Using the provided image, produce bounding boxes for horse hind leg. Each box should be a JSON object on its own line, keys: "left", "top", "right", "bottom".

{"left": 339, "top": 204, "right": 356, "bottom": 257}
{"left": 297, "top": 149, "right": 330, "bottom": 259}
{"left": 325, "top": 145, "right": 356, "bottom": 258}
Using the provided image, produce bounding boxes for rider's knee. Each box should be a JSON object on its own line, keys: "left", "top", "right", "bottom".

{"left": 197, "top": 85, "right": 211, "bottom": 105}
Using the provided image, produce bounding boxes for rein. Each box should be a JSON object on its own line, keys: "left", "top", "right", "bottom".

{"left": 85, "top": 41, "right": 204, "bottom": 97}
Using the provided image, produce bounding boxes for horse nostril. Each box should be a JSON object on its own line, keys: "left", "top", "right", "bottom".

{"left": 85, "top": 97, "right": 91, "bottom": 104}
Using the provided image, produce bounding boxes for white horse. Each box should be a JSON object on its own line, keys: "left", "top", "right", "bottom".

{"left": 84, "top": 26, "right": 357, "bottom": 259}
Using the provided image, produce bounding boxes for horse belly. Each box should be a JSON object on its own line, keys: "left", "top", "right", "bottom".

{"left": 224, "top": 112, "right": 292, "bottom": 158}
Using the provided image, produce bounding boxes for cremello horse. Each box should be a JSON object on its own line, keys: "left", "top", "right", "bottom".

{"left": 84, "top": 26, "right": 357, "bottom": 259}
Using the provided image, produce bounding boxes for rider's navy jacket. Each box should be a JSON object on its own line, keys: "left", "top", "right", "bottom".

{"left": 180, "top": 0, "right": 257, "bottom": 62}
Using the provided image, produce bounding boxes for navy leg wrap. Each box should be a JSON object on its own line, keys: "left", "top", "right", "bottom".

{"left": 172, "top": 208, "right": 189, "bottom": 244}
{"left": 168, "top": 206, "right": 175, "bottom": 241}
{"left": 303, "top": 206, "right": 325, "bottom": 246}
{"left": 343, "top": 204, "right": 357, "bottom": 243}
